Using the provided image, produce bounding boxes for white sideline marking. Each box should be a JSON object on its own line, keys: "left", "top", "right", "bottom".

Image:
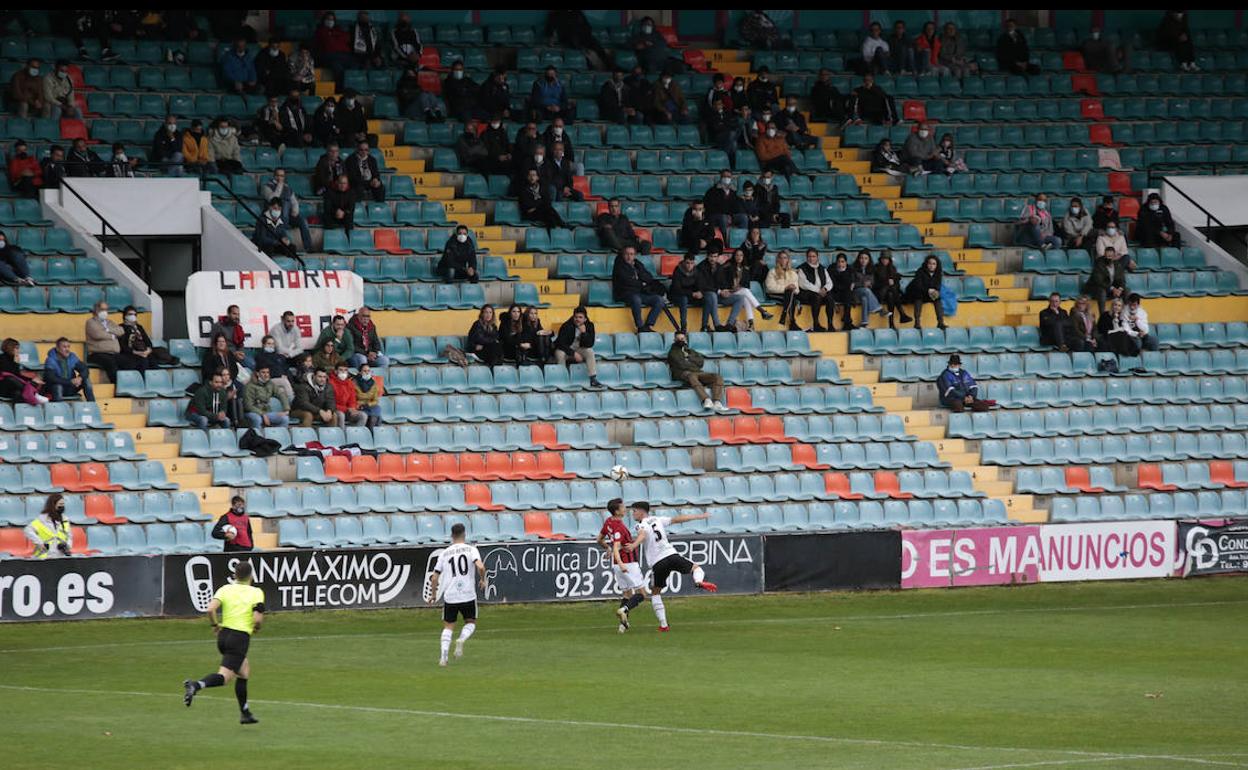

{"left": 943, "top": 758, "right": 1142, "bottom": 770}
{"left": 0, "top": 683, "right": 1244, "bottom": 768}
{"left": 0, "top": 598, "right": 1242, "bottom": 655}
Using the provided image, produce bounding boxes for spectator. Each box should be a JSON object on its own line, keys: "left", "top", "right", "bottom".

{"left": 554, "top": 306, "right": 603, "bottom": 388}
{"left": 311, "top": 337, "right": 341, "bottom": 371}
{"left": 1016, "top": 193, "right": 1062, "bottom": 250}
{"left": 1059, "top": 197, "right": 1093, "bottom": 249}
{"left": 519, "top": 306, "right": 553, "bottom": 364}
{"left": 289, "top": 351, "right": 315, "bottom": 384}
{"left": 291, "top": 367, "right": 337, "bottom": 427}
{"left": 218, "top": 366, "right": 245, "bottom": 430}
{"left": 254, "top": 197, "right": 297, "bottom": 260}
{"left": 467, "top": 304, "right": 503, "bottom": 366}
{"left": 1119, "top": 293, "right": 1159, "bottom": 353}
{"left": 936, "top": 133, "right": 966, "bottom": 174}
{"left": 872, "top": 251, "right": 910, "bottom": 327}
{"left": 220, "top": 38, "right": 258, "bottom": 94}
{"left": 478, "top": 68, "right": 513, "bottom": 121}
{"left": 938, "top": 22, "right": 978, "bottom": 78}
{"left": 347, "top": 306, "right": 388, "bottom": 369}
{"left": 0, "top": 337, "right": 47, "bottom": 405}
{"left": 754, "top": 169, "right": 791, "bottom": 228}
{"left": 810, "top": 69, "right": 846, "bottom": 123}
{"left": 1092, "top": 196, "right": 1120, "bottom": 236}
{"left": 797, "top": 248, "right": 836, "bottom": 332}
{"left": 905, "top": 255, "right": 946, "bottom": 330}
{"left": 151, "top": 115, "right": 184, "bottom": 176}
{"left": 438, "top": 225, "right": 479, "bottom": 283}
{"left": 0, "top": 230, "right": 34, "bottom": 287}
{"left": 667, "top": 330, "right": 726, "bottom": 411}
{"left": 181, "top": 120, "right": 212, "bottom": 174}
{"left": 347, "top": 140, "right": 384, "bottom": 203}
{"left": 1094, "top": 222, "right": 1131, "bottom": 267}
{"left": 397, "top": 64, "right": 444, "bottom": 123}
{"left": 668, "top": 252, "right": 717, "bottom": 333}
{"left": 207, "top": 119, "right": 244, "bottom": 174}
{"left": 354, "top": 363, "right": 381, "bottom": 427}
{"left": 613, "top": 246, "right": 672, "bottom": 332}
{"left": 312, "top": 12, "right": 352, "bottom": 88}
{"left": 915, "top": 21, "right": 947, "bottom": 76}
{"left": 64, "top": 11, "right": 120, "bottom": 63}
{"left": 1085, "top": 245, "right": 1129, "bottom": 315}
{"left": 937, "top": 355, "right": 992, "bottom": 412}
{"left": 651, "top": 73, "right": 689, "bottom": 125}
{"left": 1157, "top": 11, "right": 1198, "bottom": 71}
{"left": 85, "top": 299, "right": 131, "bottom": 383}
{"left": 350, "top": 10, "right": 383, "bottom": 69}
{"left": 736, "top": 182, "right": 761, "bottom": 229}
{"left": 739, "top": 226, "right": 769, "bottom": 285}
{"left": 119, "top": 305, "right": 168, "bottom": 370}
{"left": 739, "top": 11, "right": 783, "bottom": 50}
{"left": 107, "top": 142, "right": 138, "bottom": 178}
{"left": 746, "top": 67, "right": 780, "bottom": 114}
{"left": 600, "top": 69, "right": 640, "bottom": 125}
{"left": 720, "top": 249, "right": 772, "bottom": 330}
{"left": 1069, "top": 295, "right": 1099, "bottom": 353}
{"left": 186, "top": 369, "right": 230, "bottom": 429}
{"left": 277, "top": 91, "right": 311, "bottom": 148}
{"left": 7, "top": 140, "right": 41, "bottom": 197}
{"left": 530, "top": 66, "right": 573, "bottom": 122}
{"left": 260, "top": 169, "right": 311, "bottom": 250}
{"left": 67, "top": 137, "right": 103, "bottom": 177}
{"left": 1038, "top": 292, "right": 1072, "bottom": 351}
{"left": 703, "top": 170, "right": 747, "bottom": 237}
{"left": 42, "top": 60, "right": 80, "bottom": 120}
{"left": 902, "top": 122, "right": 944, "bottom": 175}
{"left": 242, "top": 364, "right": 289, "bottom": 429}
{"left": 209, "top": 304, "right": 250, "bottom": 367}
{"left": 311, "top": 98, "right": 342, "bottom": 148}
{"left": 1136, "top": 192, "right": 1181, "bottom": 248}
{"left": 776, "top": 96, "right": 817, "bottom": 150}
{"left": 389, "top": 12, "right": 423, "bottom": 65}
{"left": 313, "top": 314, "right": 355, "bottom": 364}
{"left": 543, "top": 141, "right": 580, "bottom": 202}
{"left": 289, "top": 44, "right": 317, "bottom": 94}
{"left": 335, "top": 90, "right": 368, "bottom": 145}
{"left": 632, "top": 16, "right": 671, "bottom": 74}
{"left": 43, "top": 337, "right": 93, "bottom": 402}
{"left": 442, "top": 60, "right": 479, "bottom": 122}
{"left": 24, "top": 494, "right": 71, "bottom": 559}
{"left": 211, "top": 495, "right": 253, "bottom": 553}
{"left": 546, "top": 10, "right": 609, "bottom": 70}
{"left": 478, "top": 116, "right": 513, "bottom": 175}
{"left": 518, "top": 168, "right": 566, "bottom": 231}
{"left": 597, "top": 198, "right": 650, "bottom": 255}
{"left": 765, "top": 250, "right": 801, "bottom": 330}
{"left": 329, "top": 361, "right": 367, "bottom": 426}
{"left": 1081, "top": 27, "right": 1129, "bottom": 74}
{"left": 268, "top": 311, "right": 303, "bottom": 362}
{"left": 887, "top": 21, "right": 916, "bottom": 74}
{"left": 996, "top": 18, "right": 1038, "bottom": 75}
{"left": 1100, "top": 296, "right": 1129, "bottom": 354}
{"left": 313, "top": 143, "right": 345, "bottom": 195}
{"left": 254, "top": 334, "right": 295, "bottom": 403}
{"left": 322, "top": 174, "right": 356, "bottom": 235}
{"left": 625, "top": 67, "right": 654, "bottom": 122}
{"left": 705, "top": 74, "right": 734, "bottom": 114}
{"left": 255, "top": 39, "right": 290, "bottom": 97}
{"left": 861, "top": 22, "right": 890, "bottom": 75}
{"left": 704, "top": 96, "right": 739, "bottom": 168}
{"left": 544, "top": 118, "right": 581, "bottom": 175}
{"left": 499, "top": 304, "right": 526, "bottom": 362}
{"left": 848, "top": 73, "right": 898, "bottom": 125}
{"left": 827, "top": 253, "right": 856, "bottom": 331}
{"left": 870, "top": 137, "right": 906, "bottom": 177}
{"left": 850, "top": 250, "right": 888, "bottom": 327}
{"left": 201, "top": 333, "right": 240, "bottom": 386}
{"left": 7, "top": 58, "right": 45, "bottom": 118}
{"left": 679, "top": 200, "right": 722, "bottom": 255}
{"left": 757, "top": 122, "right": 799, "bottom": 180}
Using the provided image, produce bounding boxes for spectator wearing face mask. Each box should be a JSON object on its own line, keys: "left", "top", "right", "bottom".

{"left": 25, "top": 494, "right": 72, "bottom": 559}
{"left": 85, "top": 300, "right": 132, "bottom": 383}
{"left": 254, "top": 197, "right": 298, "bottom": 260}
{"left": 937, "top": 355, "right": 993, "bottom": 412}
{"left": 312, "top": 98, "right": 343, "bottom": 148}
{"left": 632, "top": 16, "right": 670, "bottom": 74}
{"left": 151, "top": 116, "right": 185, "bottom": 176}
{"left": 354, "top": 364, "right": 381, "bottom": 427}
{"left": 776, "top": 97, "right": 817, "bottom": 150}
{"left": 439, "top": 225, "right": 479, "bottom": 282}
{"left": 996, "top": 18, "right": 1038, "bottom": 75}
{"left": 7, "top": 58, "right": 46, "bottom": 119}
{"left": 220, "top": 38, "right": 258, "bottom": 94}
{"left": 329, "top": 362, "right": 367, "bottom": 427}
{"left": 902, "top": 122, "right": 944, "bottom": 175}
{"left": 260, "top": 168, "right": 311, "bottom": 250}
{"left": 254, "top": 335, "right": 295, "bottom": 403}
{"left": 679, "top": 201, "right": 722, "bottom": 256}
{"left": 242, "top": 364, "right": 290, "bottom": 429}
{"left": 1094, "top": 222, "right": 1131, "bottom": 267}
{"left": 207, "top": 120, "right": 244, "bottom": 174}
{"left": 42, "top": 60, "right": 80, "bottom": 121}
{"left": 211, "top": 495, "right": 254, "bottom": 552}
{"left": 746, "top": 67, "right": 780, "bottom": 114}
{"left": 1135, "top": 193, "right": 1182, "bottom": 249}
{"left": 755, "top": 123, "right": 799, "bottom": 180}
{"left": 313, "top": 12, "right": 353, "bottom": 88}
{"left": 753, "top": 170, "right": 791, "bottom": 228}
{"left": 335, "top": 90, "right": 369, "bottom": 145}
{"left": 704, "top": 172, "right": 749, "bottom": 240}
{"left": 475, "top": 117, "right": 513, "bottom": 175}
{"left": 651, "top": 73, "right": 690, "bottom": 125}
{"left": 530, "top": 66, "right": 574, "bottom": 123}
{"left": 255, "top": 39, "right": 291, "bottom": 97}
{"left": 1015, "top": 193, "right": 1062, "bottom": 250}
{"left": 119, "top": 304, "right": 171, "bottom": 369}
{"left": 543, "top": 119, "right": 581, "bottom": 175}
{"left": 347, "top": 141, "right": 384, "bottom": 202}
{"left": 7, "top": 140, "right": 41, "bottom": 197}
{"left": 0, "top": 230, "right": 34, "bottom": 286}
{"left": 108, "top": 143, "right": 140, "bottom": 178}
{"left": 442, "top": 60, "right": 479, "bottom": 122}
{"left": 1059, "top": 197, "right": 1093, "bottom": 249}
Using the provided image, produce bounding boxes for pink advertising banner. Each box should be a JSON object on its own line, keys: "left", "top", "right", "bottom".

{"left": 901, "top": 526, "right": 1041, "bottom": 589}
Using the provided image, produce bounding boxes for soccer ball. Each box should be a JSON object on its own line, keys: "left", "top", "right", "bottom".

{"left": 222, "top": 524, "right": 238, "bottom": 540}
{"left": 609, "top": 465, "right": 630, "bottom": 481}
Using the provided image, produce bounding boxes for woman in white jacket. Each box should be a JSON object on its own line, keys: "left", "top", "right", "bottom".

{"left": 765, "top": 250, "right": 801, "bottom": 330}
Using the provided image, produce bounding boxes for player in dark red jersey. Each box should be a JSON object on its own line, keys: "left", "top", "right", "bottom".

{"left": 597, "top": 497, "right": 655, "bottom": 633}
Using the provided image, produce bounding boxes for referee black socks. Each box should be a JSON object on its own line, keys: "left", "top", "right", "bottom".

{"left": 235, "top": 678, "right": 248, "bottom": 712}
{"left": 197, "top": 674, "right": 226, "bottom": 690}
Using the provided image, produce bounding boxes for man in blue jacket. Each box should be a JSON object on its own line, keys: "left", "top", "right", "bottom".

{"left": 530, "top": 66, "right": 575, "bottom": 122}
{"left": 43, "top": 337, "right": 94, "bottom": 402}
{"left": 221, "top": 38, "right": 258, "bottom": 94}
{"left": 936, "top": 354, "right": 991, "bottom": 412}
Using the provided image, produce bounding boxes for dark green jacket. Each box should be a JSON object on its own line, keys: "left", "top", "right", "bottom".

{"left": 667, "top": 344, "right": 705, "bottom": 380}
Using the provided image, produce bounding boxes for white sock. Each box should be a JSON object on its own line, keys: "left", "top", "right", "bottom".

{"left": 693, "top": 566, "right": 705, "bottom": 584}
{"left": 440, "top": 628, "right": 452, "bottom": 658}
{"left": 651, "top": 594, "right": 667, "bottom": 627}
{"left": 457, "top": 623, "right": 476, "bottom": 644}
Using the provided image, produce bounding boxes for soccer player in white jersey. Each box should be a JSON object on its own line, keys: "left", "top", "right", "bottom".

{"left": 624, "top": 501, "right": 717, "bottom": 632}
{"left": 428, "top": 522, "right": 486, "bottom": 666}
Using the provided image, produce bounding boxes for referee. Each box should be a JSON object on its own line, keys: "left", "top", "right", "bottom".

{"left": 182, "top": 562, "right": 266, "bottom": 724}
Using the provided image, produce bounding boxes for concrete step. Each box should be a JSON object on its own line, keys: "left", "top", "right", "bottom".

{"left": 990, "top": 287, "right": 1031, "bottom": 302}
{"left": 874, "top": 396, "right": 913, "bottom": 412}
{"left": 511, "top": 268, "right": 552, "bottom": 283}
{"left": 442, "top": 199, "right": 476, "bottom": 215}
{"left": 893, "top": 210, "right": 934, "bottom": 225}
{"left": 420, "top": 186, "right": 456, "bottom": 200}
{"left": 861, "top": 185, "right": 901, "bottom": 199}
{"left": 924, "top": 235, "right": 965, "bottom": 251}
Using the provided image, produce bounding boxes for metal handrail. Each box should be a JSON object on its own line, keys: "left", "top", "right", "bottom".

{"left": 59, "top": 179, "right": 153, "bottom": 282}
{"left": 1151, "top": 175, "right": 1248, "bottom": 252}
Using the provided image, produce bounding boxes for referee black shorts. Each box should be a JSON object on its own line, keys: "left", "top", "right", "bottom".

{"left": 217, "top": 628, "right": 251, "bottom": 673}
{"left": 443, "top": 600, "right": 477, "bottom": 623}
{"left": 651, "top": 554, "right": 695, "bottom": 593}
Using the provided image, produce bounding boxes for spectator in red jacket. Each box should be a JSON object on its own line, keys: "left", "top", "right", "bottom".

{"left": 312, "top": 11, "right": 353, "bottom": 89}
{"left": 329, "top": 361, "right": 367, "bottom": 426}
{"left": 7, "top": 140, "right": 42, "bottom": 198}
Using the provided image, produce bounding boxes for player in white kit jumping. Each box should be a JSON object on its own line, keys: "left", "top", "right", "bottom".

{"left": 624, "top": 501, "right": 717, "bottom": 632}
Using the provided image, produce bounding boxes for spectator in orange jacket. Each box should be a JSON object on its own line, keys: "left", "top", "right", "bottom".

{"left": 754, "top": 122, "right": 798, "bottom": 180}
{"left": 328, "top": 361, "right": 366, "bottom": 426}
{"left": 7, "top": 140, "right": 42, "bottom": 198}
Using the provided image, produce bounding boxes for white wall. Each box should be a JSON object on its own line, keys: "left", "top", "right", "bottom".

{"left": 200, "top": 196, "right": 279, "bottom": 273}
{"left": 1161, "top": 175, "right": 1248, "bottom": 228}
{"left": 57, "top": 178, "right": 203, "bottom": 235}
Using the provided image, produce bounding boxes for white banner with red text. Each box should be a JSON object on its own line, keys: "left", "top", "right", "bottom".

{"left": 185, "top": 270, "right": 364, "bottom": 349}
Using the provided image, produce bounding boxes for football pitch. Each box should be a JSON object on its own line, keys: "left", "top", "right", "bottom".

{"left": 0, "top": 578, "right": 1245, "bottom": 770}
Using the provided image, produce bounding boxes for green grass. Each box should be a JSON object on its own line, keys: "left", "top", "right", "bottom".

{"left": 1, "top": 578, "right": 1246, "bottom": 769}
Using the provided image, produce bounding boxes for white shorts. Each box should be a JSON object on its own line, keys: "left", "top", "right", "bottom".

{"left": 613, "top": 562, "right": 646, "bottom": 592}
